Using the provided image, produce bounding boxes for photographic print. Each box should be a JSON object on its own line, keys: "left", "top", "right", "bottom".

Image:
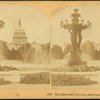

{"left": 51, "top": 5, "right": 100, "bottom": 88}
{"left": 0, "top": 3, "right": 50, "bottom": 90}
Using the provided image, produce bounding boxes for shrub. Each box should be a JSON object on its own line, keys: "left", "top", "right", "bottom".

{"left": 20, "top": 72, "right": 50, "bottom": 84}
{"left": 51, "top": 74, "right": 97, "bottom": 86}
{"left": 0, "top": 78, "right": 11, "bottom": 85}
{"left": 0, "top": 65, "right": 18, "bottom": 71}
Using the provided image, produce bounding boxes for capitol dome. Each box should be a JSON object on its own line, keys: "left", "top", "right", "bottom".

{"left": 12, "top": 20, "right": 27, "bottom": 46}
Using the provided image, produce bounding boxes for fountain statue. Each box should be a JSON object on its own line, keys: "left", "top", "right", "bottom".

{"left": 60, "top": 9, "right": 92, "bottom": 66}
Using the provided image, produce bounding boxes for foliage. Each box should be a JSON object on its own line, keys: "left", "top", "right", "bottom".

{"left": 52, "top": 74, "right": 97, "bottom": 86}
{"left": 0, "top": 65, "right": 18, "bottom": 71}
{"left": 51, "top": 45, "right": 64, "bottom": 59}
{"left": 20, "top": 72, "right": 50, "bottom": 84}
{"left": 0, "top": 78, "right": 11, "bottom": 85}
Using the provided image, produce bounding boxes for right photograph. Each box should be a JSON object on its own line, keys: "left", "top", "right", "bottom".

{"left": 51, "top": 4, "right": 100, "bottom": 88}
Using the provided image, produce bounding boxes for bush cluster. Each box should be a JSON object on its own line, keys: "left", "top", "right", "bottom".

{"left": 20, "top": 72, "right": 50, "bottom": 84}
{"left": 0, "top": 65, "right": 18, "bottom": 71}
{"left": 52, "top": 74, "right": 97, "bottom": 86}
{"left": 0, "top": 78, "right": 11, "bottom": 85}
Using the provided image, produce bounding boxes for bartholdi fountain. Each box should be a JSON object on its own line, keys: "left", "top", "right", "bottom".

{"left": 60, "top": 9, "right": 92, "bottom": 71}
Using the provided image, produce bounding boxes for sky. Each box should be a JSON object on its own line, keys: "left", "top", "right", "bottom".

{"left": 0, "top": 4, "right": 50, "bottom": 44}
{"left": 51, "top": 3, "right": 100, "bottom": 49}
{"left": 0, "top": 2, "right": 100, "bottom": 49}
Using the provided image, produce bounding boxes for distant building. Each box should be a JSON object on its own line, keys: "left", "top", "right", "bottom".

{"left": 12, "top": 20, "right": 27, "bottom": 50}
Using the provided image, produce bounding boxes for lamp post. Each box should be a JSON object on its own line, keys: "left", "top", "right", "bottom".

{"left": 0, "top": 20, "right": 5, "bottom": 28}
{"left": 60, "top": 9, "right": 92, "bottom": 66}
{"left": 0, "top": 19, "right": 5, "bottom": 61}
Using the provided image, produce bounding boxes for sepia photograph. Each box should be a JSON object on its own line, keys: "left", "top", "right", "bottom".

{"left": 0, "top": 1, "right": 99, "bottom": 99}
{"left": 0, "top": 4, "right": 50, "bottom": 89}
{"left": 51, "top": 4, "right": 100, "bottom": 89}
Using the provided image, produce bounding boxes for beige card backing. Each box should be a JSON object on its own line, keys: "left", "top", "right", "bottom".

{"left": 0, "top": 1, "right": 99, "bottom": 99}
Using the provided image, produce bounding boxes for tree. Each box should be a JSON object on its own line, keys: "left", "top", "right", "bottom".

{"left": 51, "top": 45, "right": 64, "bottom": 59}
{"left": 81, "top": 40, "right": 97, "bottom": 59}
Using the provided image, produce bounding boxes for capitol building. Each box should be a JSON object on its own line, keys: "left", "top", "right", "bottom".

{"left": 8, "top": 20, "right": 27, "bottom": 50}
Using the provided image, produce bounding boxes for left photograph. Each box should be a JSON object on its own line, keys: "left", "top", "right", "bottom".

{"left": 0, "top": 4, "right": 50, "bottom": 89}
